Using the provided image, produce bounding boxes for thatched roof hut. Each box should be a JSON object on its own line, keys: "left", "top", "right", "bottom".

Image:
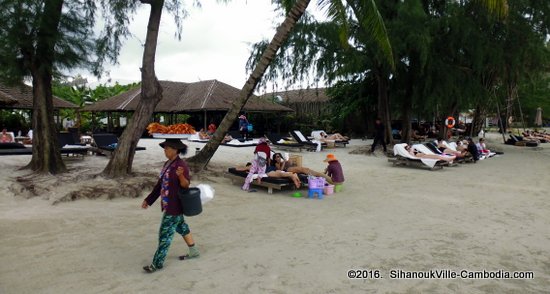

{"left": 82, "top": 80, "right": 293, "bottom": 113}
{"left": 0, "top": 82, "right": 78, "bottom": 109}
{"left": 261, "top": 88, "right": 329, "bottom": 119}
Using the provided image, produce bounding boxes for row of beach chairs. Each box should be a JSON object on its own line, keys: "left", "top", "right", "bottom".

{"left": 0, "top": 133, "right": 146, "bottom": 157}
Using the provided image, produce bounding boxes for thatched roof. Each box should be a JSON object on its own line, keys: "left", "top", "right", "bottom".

{"left": 0, "top": 92, "right": 17, "bottom": 106}
{"left": 0, "top": 82, "right": 78, "bottom": 109}
{"left": 261, "top": 88, "right": 329, "bottom": 104}
{"left": 82, "top": 80, "right": 293, "bottom": 113}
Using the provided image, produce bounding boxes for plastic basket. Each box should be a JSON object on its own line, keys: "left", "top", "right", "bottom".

{"left": 323, "top": 184, "right": 334, "bottom": 195}
{"left": 308, "top": 177, "right": 326, "bottom": 189}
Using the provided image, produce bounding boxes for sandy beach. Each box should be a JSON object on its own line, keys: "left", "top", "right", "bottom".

{"left": 1, "top": 133, "right": 549, "bottom": 293}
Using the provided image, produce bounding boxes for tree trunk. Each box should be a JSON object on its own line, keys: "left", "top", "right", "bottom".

{"left": 375, "top": 68, "right": 392, "bottom": 145}
{"left": 401, "top": 84, "right": 413, "bottom": 144}
{"left": 187, "top": 0, "right": 311, "bottom": 171}
{"left": 27, "top": 0, "right": 66, "bottom": 174}
{"left": 103, "top": 0, "right": 164, "bottom": 178}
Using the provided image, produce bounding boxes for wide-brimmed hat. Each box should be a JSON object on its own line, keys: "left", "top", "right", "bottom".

{"left": 159, "top": 139, "right": 188, "bottom": 152}
{"left": 323, "top": 153, "right": 337, "bottom": 162}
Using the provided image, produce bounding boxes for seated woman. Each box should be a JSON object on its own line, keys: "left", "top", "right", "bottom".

{"left": 436, "top": 138, "right": 464, "bottom": 157}
{"left": 405, "top": 144, "right": 456, "bottom": 162}
{"left": 272, "top": 152, "right": 333, "bottom": 184}
{"left": 235, "top": 159, "right": 301, "bottom": 188}
{"left": 476, "top": 138, "right": 495, "bottom": 157}
{"left": 1, "top": 128, "right": 14, "bottom": 143}
{"left": 319, "top": 131, "right": 349, "bottom": 141}
{"left": 198, "top": 129, "right": 211, "bottom": 140}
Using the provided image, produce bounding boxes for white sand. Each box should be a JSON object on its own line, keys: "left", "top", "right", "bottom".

{"left": 1, "top": 133, "right": 549, "bottom": 293}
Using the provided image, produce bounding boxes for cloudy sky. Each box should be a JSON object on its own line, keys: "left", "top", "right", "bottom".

{"left": 88, "top": 1, "right": 291, "bottom": 90}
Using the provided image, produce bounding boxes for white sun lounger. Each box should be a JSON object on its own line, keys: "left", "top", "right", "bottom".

{"left": 388, "top": 143, "right": 445, "bottom": 170}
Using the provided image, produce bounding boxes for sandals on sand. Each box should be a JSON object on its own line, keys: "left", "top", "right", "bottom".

{"left": 179, "top": 252, "right": 200, "bottom": 260}
{"left": 143, "top": 265, "right": 157, "bottom": 273}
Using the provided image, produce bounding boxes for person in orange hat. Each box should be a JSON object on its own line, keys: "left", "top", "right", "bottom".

{"left": 324, "top": 153, "right": 344, "bottom": 187}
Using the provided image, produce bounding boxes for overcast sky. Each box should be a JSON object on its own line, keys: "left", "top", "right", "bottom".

{"left": 85, "top": 1, "right": 289, "bottom": 90}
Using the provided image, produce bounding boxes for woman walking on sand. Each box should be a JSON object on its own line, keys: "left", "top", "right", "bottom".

{"left": 141, "top": 139, "right": 199, "bottom": 273}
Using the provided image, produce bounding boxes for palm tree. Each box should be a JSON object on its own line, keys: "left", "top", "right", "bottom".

{"left": 187, "top": 0, "right": 393, "bottom": 171}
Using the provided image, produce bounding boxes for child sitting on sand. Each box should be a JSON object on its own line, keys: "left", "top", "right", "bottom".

{"left": 324, "top": 154, "right": 344, "bottom": 186}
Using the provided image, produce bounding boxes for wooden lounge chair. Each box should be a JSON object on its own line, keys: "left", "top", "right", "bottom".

{"left": 311, "top": 130, "right": 349, "bottom": 147}
{"left": 225, "top": 167, "right": 307, "bottom": 194}
{"left": 57, "top": 132, "right": 89, "bottom": 157}
{"left": 289, "top": 130, "right": 326, "bottom": 152}
{"left": 91, "top": 133, "right": 146, "bottom": 156}
{"left": 265, "top": 133, "right": 304, "bottom": 152}
{"left": 506, "top": 134, "right": 539, "bottom": 147}
{"left": 0, "top": 142, "right": 32, "bottom": 156}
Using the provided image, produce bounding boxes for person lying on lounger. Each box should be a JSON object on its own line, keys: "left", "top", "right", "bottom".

{"left": 271, "top": 152, "right": 333, "bottom": 184}
{"left": 404, "top": 144, "right": 456, "bottom": 162}
{"left": 235, "top": 160, "right": 301, "bottom": 188}
{"left": 436, "top": 138, "right": 465, "bottom": 158}
{"left": 455, "top": 140, "right": 468, "bottom": 153}
{"left": 523, "top": 130, "right": 547, "bottom": 142}
{"left": 198, "top": 129, "right": 211, "bottom": 140}
{"left": 319, "top": 131, "right": 349, "bottom": 141}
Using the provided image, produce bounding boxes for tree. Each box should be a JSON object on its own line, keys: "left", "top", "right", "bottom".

{"left": 187, "top": 0, "right": 392, "bottom": 170}
{"left": 0, "top": 0, "right": 136, "bottom": 174}
{"left": 102, "top": 0, "right": 211, "bottom": 177}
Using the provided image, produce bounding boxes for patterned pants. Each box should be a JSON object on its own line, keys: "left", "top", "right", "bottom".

{"left": 242, "top": 159, "right": 267, "bottom": 190}
{"left": 151, "top": 213, "right": 190, "bottom": 269}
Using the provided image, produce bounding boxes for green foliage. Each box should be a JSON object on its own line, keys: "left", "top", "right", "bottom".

{"left": 250, "top": 0, "right": 549, "bottom": 132}
{"left": 52, "top": 79, "right": 140, "bottom": 132}
{"left": 0, "top": 110, "right": 30, "bottom": 133}
{"left": 0, "top": 0, "right": 138, "bottom": 83}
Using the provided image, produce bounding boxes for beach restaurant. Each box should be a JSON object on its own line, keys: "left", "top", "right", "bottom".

{"left": 81, "top": 79, "right": 293, "bottom": 132}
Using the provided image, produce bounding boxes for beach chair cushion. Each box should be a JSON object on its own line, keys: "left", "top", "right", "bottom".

{"left": 265, "top": 133, "right": 303, "bottom": 147}
{"left": 393, "top": 143, "right": 440, "bottom": 168}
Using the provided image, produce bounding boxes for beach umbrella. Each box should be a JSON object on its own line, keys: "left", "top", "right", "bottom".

{"left": 534, "top": 107, "right": 542, "bottom": 127}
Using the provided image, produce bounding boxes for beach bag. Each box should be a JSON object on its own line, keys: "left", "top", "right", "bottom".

{"left": 178, "top": 187, "right": 202, "bottom": 216}
{"left": 197, "top": 184, "right": 215, "bottom": 205}
{"left": 247, "top": 124, "right": 253, "bottom": 132}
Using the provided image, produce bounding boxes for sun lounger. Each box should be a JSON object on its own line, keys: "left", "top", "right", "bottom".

{"left": 225, "top": 167, "right": 307, "bottom": 194}
{"left": 0, "top": 142, "right": 32, "bottom": 156}
{"left": 188, "top": 133, "right": 210, "bottom": 143}
{"left": 221, "top": 139, "right": 258, "bottom": 147}
{"left": 506, "top": 134, "right": 539, "bottom": 147}
{"left": 425, "top": 141, "right": 444, "bottom": 155}
{"left": 388, "top": 143, "right": 448, "bottom": 170}
{"left": 311, "top": 130, "right": 349, "bottom": 147}
{"left": 290, "top": 130, "right": 325, "bottom": 152}
{"left": 91, "top": 133, "right": 146, "bottom": 156}
{"left": 265, "top": 133, "right": 304, "bottom": 152}
{"left": 57, "top": 132, "right": 89, "bottom": 157}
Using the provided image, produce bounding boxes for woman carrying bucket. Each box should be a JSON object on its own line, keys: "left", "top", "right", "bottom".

{"left": 324, "top": 154, "right": 344, "bottom": 192}
{"left": 141, "top": 139, "right": 200, "bottom": 273}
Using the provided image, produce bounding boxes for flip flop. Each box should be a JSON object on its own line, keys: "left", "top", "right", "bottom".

{"left": 179, "top": 254, "right": 200, "bottom": 260}
{"left": 143, "top": 265, "right": 157, "bottom": 273}
{"left": 248, "top": 189, "right": 257, "bottom": 193}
